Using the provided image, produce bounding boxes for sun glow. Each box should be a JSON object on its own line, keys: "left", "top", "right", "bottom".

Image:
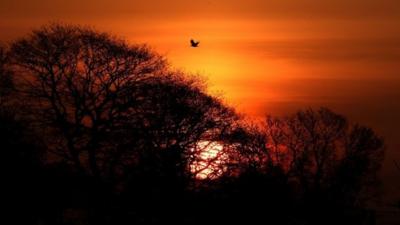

{"left": 190, "top": 141, "right": 227, "bottom": 180}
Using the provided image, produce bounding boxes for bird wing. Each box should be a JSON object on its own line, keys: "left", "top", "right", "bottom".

{"left": 190, "top": 39, "right": 199, "bottom": 47}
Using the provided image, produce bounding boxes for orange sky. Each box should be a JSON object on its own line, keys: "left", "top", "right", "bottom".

{"left": 1, "top": 0, "right": 399, "bottom": 201}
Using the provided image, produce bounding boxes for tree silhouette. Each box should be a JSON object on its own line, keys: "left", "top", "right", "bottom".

{"left": 0, "top": 46, "right": 14, "bottom": 105}
{"left": 260, "top": 108, "right": 384, "bottom": 224}
{"left": 0, "top": 96, "right": 46, "bottom": 224}
{"left": 10, "top": 24, "right": 168, "bottom": 178}
{"left": 10, "top": 24, "right": 239, "bottom": 189}
{"left": 3, "top": 24, "right": 387, "bottom": 225}
{"left": 197, "top": 108, "right": 385, "bottom": 225}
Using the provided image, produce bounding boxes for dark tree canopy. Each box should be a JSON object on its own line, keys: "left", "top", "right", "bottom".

{"left": 10, "top": 24, "right": 238, "bottom": 183}
{"left": 262, "top": 108, "right": 384, "bottom": 205}
{"left": 10, "top": 24, "right": 165, "bottom": 177}
{"left": 1, "top": 24, "right": 387, "bottom": 225}
{"left": 0, "top": 46, "right": 14, "bottom": 104}
{"left": 209, "top": 108, "right": 385, "bottom": 224}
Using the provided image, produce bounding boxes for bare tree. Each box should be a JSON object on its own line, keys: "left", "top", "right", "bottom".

{"left": 262, "top": 108, "right": 384, "bottom": 205}
{"left": 10, "top": 24, "right": 168, "bottom": 177}
{"left": 3, "top": 24, "right": 389, "bottom": 225}
{"left": 10, "top": 24, "right": 239, "bottom": 183}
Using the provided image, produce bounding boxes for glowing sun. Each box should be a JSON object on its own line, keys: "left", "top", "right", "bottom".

{"left": 190, "top": 141, "right": 227, "bottom": 180}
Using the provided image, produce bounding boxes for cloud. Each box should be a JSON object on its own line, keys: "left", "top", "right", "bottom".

{"left": 242, "top": 38, "right": 400, "bottom": 62}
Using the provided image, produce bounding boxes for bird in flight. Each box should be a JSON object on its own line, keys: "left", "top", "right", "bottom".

{"left": 190, "top": 39, "right": 200, "bottom": 47}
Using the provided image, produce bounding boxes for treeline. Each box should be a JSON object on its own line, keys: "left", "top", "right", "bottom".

{"left": 0, "top": 24, "right": 384, "bottom": 225}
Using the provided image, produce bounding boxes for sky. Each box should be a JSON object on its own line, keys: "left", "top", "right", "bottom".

{"left": 1, "top": 0, "right": 399, "bottom": 202}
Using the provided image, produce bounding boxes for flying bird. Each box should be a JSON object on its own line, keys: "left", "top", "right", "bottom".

{"left": 190, "top": 39, "right": 200, "bottom": 47}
